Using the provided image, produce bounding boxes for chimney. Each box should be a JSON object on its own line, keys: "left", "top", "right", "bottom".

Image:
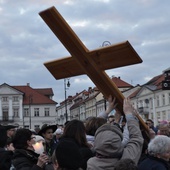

{"left": 27, "top": 83, "right": 30, "bottom": 86}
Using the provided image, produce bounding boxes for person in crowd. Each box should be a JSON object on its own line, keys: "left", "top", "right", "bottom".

{"left": 85, "top": 117, "right": 107, "bottom": 148}
{"left": 85, "top": 95, "right": 119, "bottom": 147}
{"left": 108, "top": 114, "right": 115, "bottom": 123}
{"left": 61, "top": 119, "right": 94, "bottom": 170}
{"left": 4, "top": 124, "right": 18, "bottom": 139}
{"left": 12, "top": 128, "right": 53, "bottom": 170}
{"left": 35, "top": 127, "right": 41, "bottom": 134}
{"left": 87, "top": 98, "right": 144, "bottom": 170}
{"left": 53, "top": 128, "right": 63, "bottom": 145}
{"left": 0, "top": 126, "right": 14, "bottom": 170}
{"left": 38, "top": 124, "right": 57, "bottom": 157}
{"left": 6, "top": 137, "right": 15, "bottom": 151}
{"left": 146, "top": 119, "right": 158, "bottom": 134}
{"left": 52, "top": 138, "right": 83, "bottom": 170}
{"left": 138, "top": 135, "right": 170, "bottom": 170}
{"left": 114, "top": 158, "right": 138, "bottom": 170}
{"left": 157, "top": 121, "right": 170, "bottom": 137}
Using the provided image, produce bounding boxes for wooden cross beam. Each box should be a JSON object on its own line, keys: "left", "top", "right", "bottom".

{"left": 39, "top": 6, "right": 148, "bottom": 131}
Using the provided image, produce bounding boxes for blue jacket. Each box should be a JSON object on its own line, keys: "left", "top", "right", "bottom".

{"left": 138, "top": 155, "right": 170, "bottom": 170}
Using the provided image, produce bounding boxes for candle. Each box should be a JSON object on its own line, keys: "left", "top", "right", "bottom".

{"left": 32, "top": 141, "right": 44, "bottom": 154}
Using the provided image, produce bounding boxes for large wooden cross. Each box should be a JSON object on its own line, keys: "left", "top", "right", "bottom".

{"left": 39, "top": 6, "right": 148, "bottom": 131}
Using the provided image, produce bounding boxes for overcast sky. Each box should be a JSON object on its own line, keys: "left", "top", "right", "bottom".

{"left": 0, "top": 0, "right": 170, "bottom": 104}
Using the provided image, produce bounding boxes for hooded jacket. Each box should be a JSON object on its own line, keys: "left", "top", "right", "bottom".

{"left": 87, "top": 115, "right": 144, "bottom": 170}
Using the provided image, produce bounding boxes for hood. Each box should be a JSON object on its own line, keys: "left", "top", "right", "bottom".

{"left": 94, "top": 123, "right": 123, "bottom": 157}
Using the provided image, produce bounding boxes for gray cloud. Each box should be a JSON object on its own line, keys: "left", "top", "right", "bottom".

{"left": 0, "top": 0, "right": 169, "bottom": 104}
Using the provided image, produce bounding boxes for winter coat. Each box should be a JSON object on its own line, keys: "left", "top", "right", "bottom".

{"left": 12, "top": 149, "right": 54, "bottom": 170}
{"left": 138, "top": 155, "right": 170, "bottom": 170}
{"left": 87, "top": 115, "right": 144, "bottom": 170}
{"left": 0, "top": 148, "right": 13, "bottom": 170}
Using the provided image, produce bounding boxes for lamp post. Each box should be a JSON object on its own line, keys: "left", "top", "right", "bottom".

{"left": 29, "top": 95, "right": 33, "bottom": 129}
{"left": 64, "top": 78, "right": 70, "bottom": 122}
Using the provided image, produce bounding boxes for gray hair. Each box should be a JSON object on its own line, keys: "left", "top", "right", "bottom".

{"left": 148, "top": 135, "right": 170, "bottom": 156}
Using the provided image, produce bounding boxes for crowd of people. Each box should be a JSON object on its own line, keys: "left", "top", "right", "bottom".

{"left": 0, "top": 96, "right": 170, "bottom": 170}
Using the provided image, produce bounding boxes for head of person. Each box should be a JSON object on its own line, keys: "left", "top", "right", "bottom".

{"left": 54, "top": 128, "right": 63, "bottom": 140}
{"left": 94, "top": 123, "right": 123, "bottom": 158}
{"left": 108, "top": 115, "right": 115, "bottom": 123}
{"left": 148, "top": 135, "right": 170, "bottom": 161}
{"left": 157, "top": 122, "right": 170, "bottom": 137}
{"left": 146, "top": 119, "right": 154, "bottom": 128}
{"left": 34, "top": 127, "right": 40, "bottom": 134}
{"left": 5, "top": 125, "right": 17, "bottom": 138}
{"left": 38, "top": 124, "right": 57, "bottom": 141}
{"left": 85, "top": 117, "right": 107, "bottom": 136}
{"left": 0, "top": 126, "right": 8, "bottom": 148}
{"left": 6, "top": 137, "right": 15, "bottom": 151}
{"left": 52, "top": 138, "right": 83, "bottom": 170}
{"left": 63, "top": 119, "right": 88, "bottom": 147}
{"left": 13, "top": 129, "right": 36, "bottom": 151}
{"left": 114, "top": 158, "right": 138, "bottom": 170}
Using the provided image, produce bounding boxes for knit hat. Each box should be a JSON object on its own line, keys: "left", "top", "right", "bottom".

{"left": 55, "top": 138, "right": 83, "bottom": 170}
{"left": 94, "top": 123, "right": 123, "bottom": 158}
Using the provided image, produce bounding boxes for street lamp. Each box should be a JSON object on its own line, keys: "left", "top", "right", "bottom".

{"left": 29, "top": 95, "right": 33, "bottom": 129}
{"left": 64, "top": 78, "right": 71, "bottom": 122}
{"left": 102, "top": 41, "right": 111, "bottom": 47}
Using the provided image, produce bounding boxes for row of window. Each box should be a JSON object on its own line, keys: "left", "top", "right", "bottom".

{"left": 13, "top": 108, "right": 50, "bottom": 117}
{"left": 2, "top": 96, "right": 19, "bottom": 102}
{"left": 135, "top": 93, "right": 170, "bottom": 108}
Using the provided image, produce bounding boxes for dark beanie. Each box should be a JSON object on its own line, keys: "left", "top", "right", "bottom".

{"left": 55, "top": 138, "right": 83, "bottom": 170}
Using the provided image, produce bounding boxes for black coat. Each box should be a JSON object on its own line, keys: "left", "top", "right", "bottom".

{"left": 138, "top": 155, "right": 170, "bottom": 170}
{"left": 12, "top": 149, "right": 54, "bottom": 170}
{"left": 0, "top": 148, "right": 13, "bottom": 170}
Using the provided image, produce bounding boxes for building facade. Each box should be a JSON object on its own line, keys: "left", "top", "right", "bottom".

{"left": 56, "top": 76, "right": 133, "bottom": 124}
{"left": 0, "top": 83, "right": 57, "bottom": 129}
{"left": 130, "top": 72, "right": 170, "bottom": 126}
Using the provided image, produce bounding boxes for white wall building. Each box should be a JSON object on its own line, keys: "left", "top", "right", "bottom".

{"left": 0, "top": 83, "right": 57, "bottom": 129}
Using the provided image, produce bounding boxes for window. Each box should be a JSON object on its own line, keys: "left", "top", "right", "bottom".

{"left": 150, "top": 98, "right": 153, "bottom": 108}
{"left": 2, "top": 97, "right": 8, "bottom": 102}
{"left": 24, "top": 125, "right": 29, "bottom": 129}
{"left": 162, "top": 111, "right": 166, "bottom": 120}
{"left": 13, "top": 108, "right": 19, "bottom": 117}
{"left": 44, "top": 108, "right": 50, "bottom": 116}
{"left": 157, "top": 112, "right": 161, "bottom": 120}
{"left": 34, "top": 125, "right": 40, "bottom": 128}
{"left": 157, "top": 97, "right": 159, "bottom": 107}
{"left": 34, "top": 108, "right": 39, "bottom": 117}
{"left": 24, "top": 108, "right": 29, "bottom": 117}
{"left": 162, "top": 94, "right": 165, "bottom": 106}
{"left": 13, "top": 96, "right": 19, "bottom": 102}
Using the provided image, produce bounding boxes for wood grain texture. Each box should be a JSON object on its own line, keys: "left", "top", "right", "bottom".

{"left": 39, "top": 6, "right": 148, "bottom": 132}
